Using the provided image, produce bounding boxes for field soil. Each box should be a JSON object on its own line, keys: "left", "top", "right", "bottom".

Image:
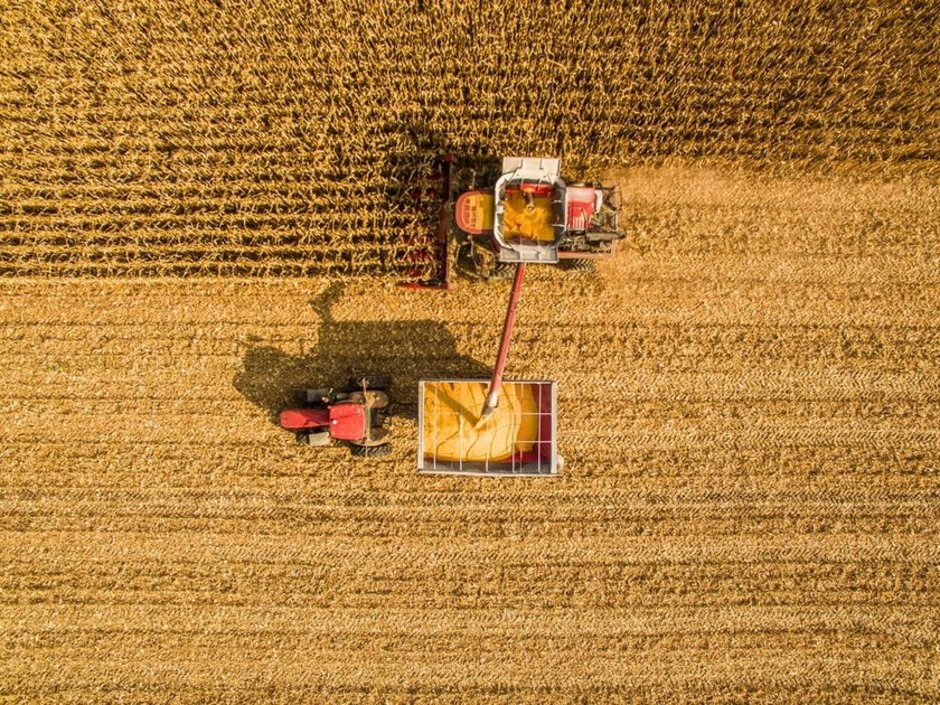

{"left": 1, "top": 168, "right": 938, "bottom": 703}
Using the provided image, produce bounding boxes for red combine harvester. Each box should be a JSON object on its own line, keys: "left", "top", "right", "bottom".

{"left": 455, "top": 156, "right": 621, "bottom": 275}
{"left": 278, "top": 375, "right": 392, "bottom": 458}
{"left": 407, "top": 155, "right": 622, "bottom": 286}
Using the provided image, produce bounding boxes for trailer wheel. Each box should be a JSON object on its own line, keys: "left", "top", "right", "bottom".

{"left": 350, "top": 442, "right": 391, "bottom": 458}
{"left": 347, "top": 375, "right": 391, "bottom": 391}
{"left": 299, "top": 430, "right": 331, "bottom": 447}
{"left": 559, "top": 258, "right": 594, "bottom": 273}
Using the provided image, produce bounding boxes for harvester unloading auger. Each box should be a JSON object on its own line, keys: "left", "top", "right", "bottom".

{"left": 418, "top": 157, "right": 622, "bottom": 476}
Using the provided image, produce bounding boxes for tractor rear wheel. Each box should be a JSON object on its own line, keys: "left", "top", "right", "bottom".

{"left": 350, "top": 442, "right": 391, "bottom": 458}
{"left": 347, "top": 375, "right": 391, "bottom": 391}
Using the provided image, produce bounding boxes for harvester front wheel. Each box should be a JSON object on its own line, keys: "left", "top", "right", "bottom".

{"left": 350, "top": 442, "right": 391, "bottom": 458}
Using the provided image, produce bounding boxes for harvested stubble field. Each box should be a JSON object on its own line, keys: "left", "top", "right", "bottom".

{"left": 2, "top": 170, "right": 939, "bottom": 702}
{"left": 2, "top": 0, "right": 940, "bottom": 703}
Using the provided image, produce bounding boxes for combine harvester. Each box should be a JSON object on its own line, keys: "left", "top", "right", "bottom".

{"left": 403, "top": 154, "right": 622, "bottom": 288}
{"left": 418, "top": 156, "right": 619, "bottom": 476}
{"left": 451, "top": 155, "right": 621, "bottom": 278}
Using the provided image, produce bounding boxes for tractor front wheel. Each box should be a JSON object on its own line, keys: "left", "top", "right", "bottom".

{"left": 347, "top": 375, "right": 391, "bottom": 391}
{"left": 350, "top": 442, "right": 391, "bottom": 458}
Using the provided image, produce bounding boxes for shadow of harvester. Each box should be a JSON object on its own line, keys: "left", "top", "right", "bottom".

{"left": 233, "top": 282, "right": 489, "bottom": 426}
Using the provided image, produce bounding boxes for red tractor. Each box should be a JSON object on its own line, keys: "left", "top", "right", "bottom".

{"left": 278, "top": 375, "right": 392, "bottom": 458}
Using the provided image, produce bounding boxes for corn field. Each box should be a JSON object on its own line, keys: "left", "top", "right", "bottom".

{"left": 1, "top": 0, "right": 936, "bottom": 277}
{"left": 2, "top": 2, "right": 939, "bottom": 703}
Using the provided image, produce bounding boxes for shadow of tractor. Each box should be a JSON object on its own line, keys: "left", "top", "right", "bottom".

{"left": 233, "top": 282, "right": 489, "bottom": 426}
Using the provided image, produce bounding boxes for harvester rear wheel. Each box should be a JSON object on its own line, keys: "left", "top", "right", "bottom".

{"left": 559, "top": 258, "right": 594, "bottom": 273}
{"left": 490, "top": 262, "right": 516, "bottom": 280}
